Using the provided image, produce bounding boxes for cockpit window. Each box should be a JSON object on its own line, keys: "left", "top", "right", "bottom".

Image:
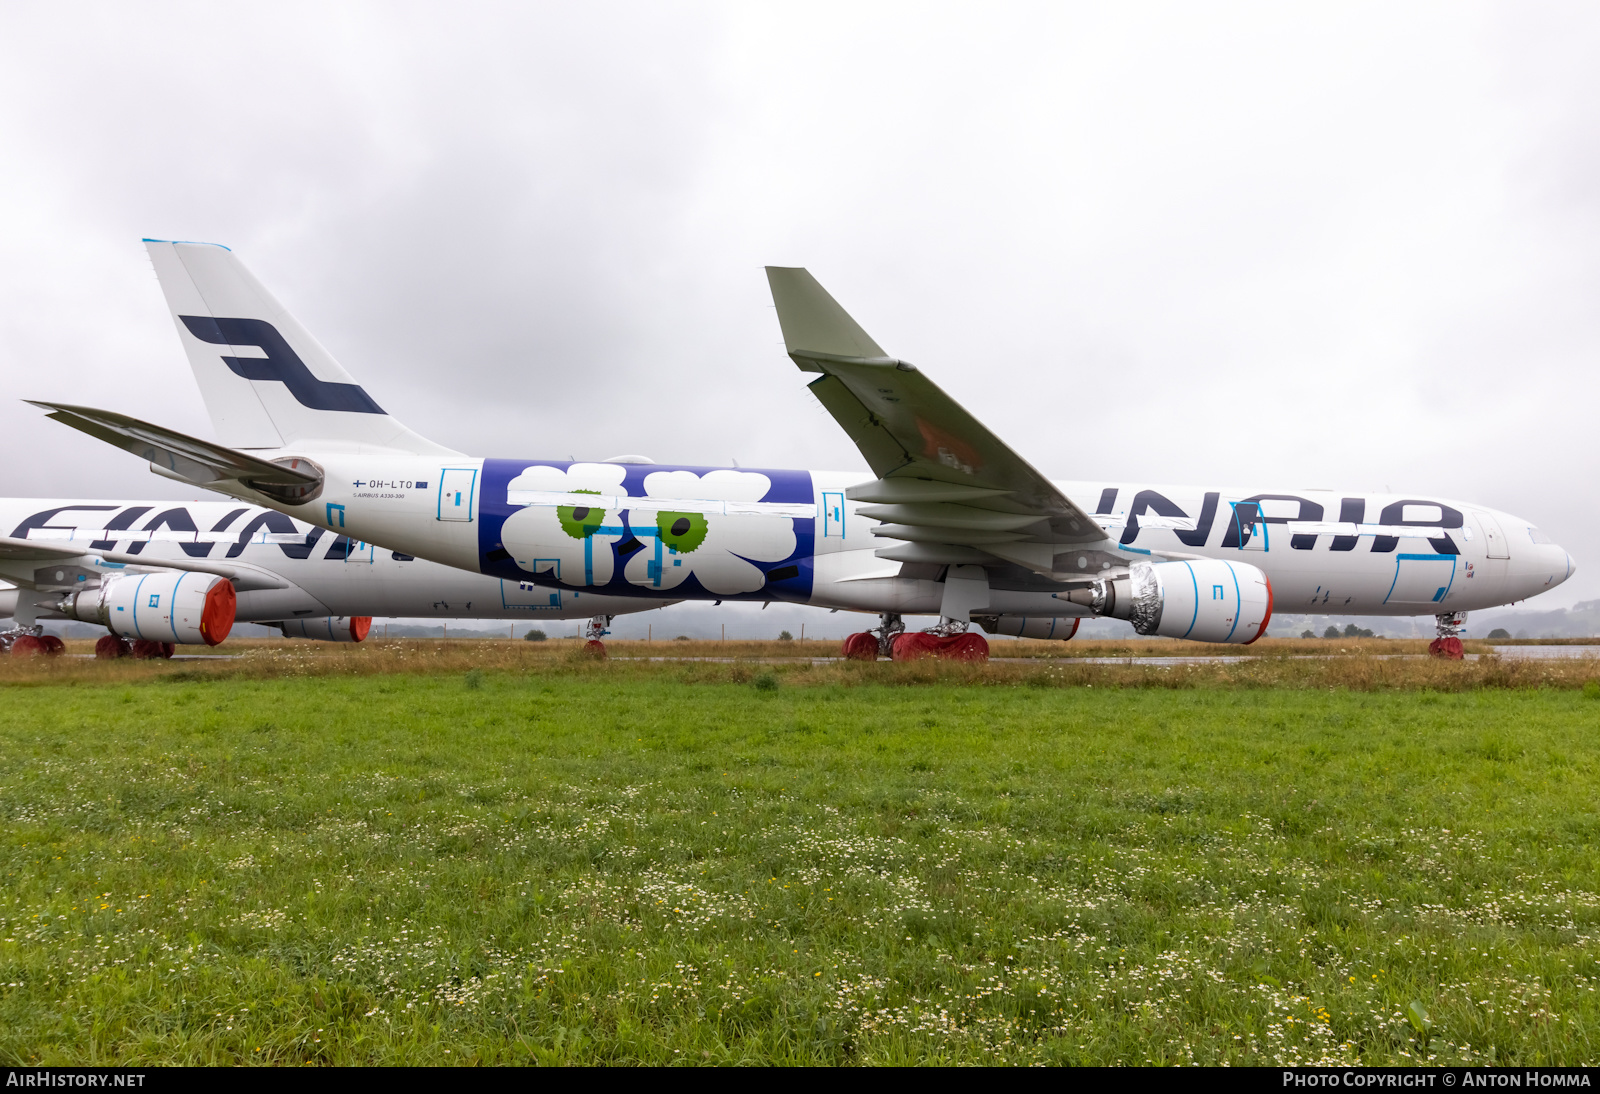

{"left": 1528, "top": 526, "right": 1552, "bottom": 545}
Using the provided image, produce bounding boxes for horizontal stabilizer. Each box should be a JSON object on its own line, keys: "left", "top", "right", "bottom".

{"left": 28, "top": 401, "right": 320, "bottom": 495}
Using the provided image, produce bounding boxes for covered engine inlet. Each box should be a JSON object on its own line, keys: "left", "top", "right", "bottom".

{"left": 277, "top": 617, "right": 372, "bottom": 642}
{"left": 57, "top": 572, "right": 236, "bottom": 646}
{"left": 1061, "top": 559, "right": 1272, "bottom": 644}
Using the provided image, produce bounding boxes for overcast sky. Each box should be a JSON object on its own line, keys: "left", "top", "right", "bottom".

{"left": 2, "top": 2, "right": 1597, "bottom": 609}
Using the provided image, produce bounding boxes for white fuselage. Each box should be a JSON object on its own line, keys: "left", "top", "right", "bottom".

{"left": 193, "top": 454, "right": 1572, "bottom": 624}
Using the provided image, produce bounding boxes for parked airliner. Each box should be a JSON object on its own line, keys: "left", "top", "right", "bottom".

{"left": 0, "top": 499, "right": 664, "bottom": 656}
{"left": 23, "top": 240, "right": 1575, "bottom": 659}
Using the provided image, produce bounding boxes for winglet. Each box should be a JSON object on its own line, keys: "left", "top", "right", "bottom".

{"left": 764, "top": 267, "right": 887, "bottom": 366}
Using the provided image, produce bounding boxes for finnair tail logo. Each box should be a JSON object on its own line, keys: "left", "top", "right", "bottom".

{"left": 180, "top": 315, "right": 385, "bottom": 415}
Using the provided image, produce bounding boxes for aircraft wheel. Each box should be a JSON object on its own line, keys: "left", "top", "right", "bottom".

{"left": 38, "top": 635, "right": 65, "bottom": 656}
{"left": 130, "top": 639, "right": 174, "bottom": 660}
{"left": 10, "top": 635, "right": 46, "bottom": 658}
{"left": 891, "top": 632, "right": 990, "bottom": 662}
{"left": 95, "top": 635, "right": 131, "bottom": 659}
{"left": 940, "top": 633, "right": 989, "bottom": 661}
{"left": 841, "top": 632, "right": 878, "bottom": 660}
{"left": 889, "top": 633, "right": 929, "bottom": 660}
{"left": 582, "top": 639, "right": 607, "bottom": 659}
{"left": 1427, "top": 636, "right": 1464, "bottom": 661}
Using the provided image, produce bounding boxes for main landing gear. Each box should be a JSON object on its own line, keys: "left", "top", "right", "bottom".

{"left": 2, "top": 629, "right": 175, "bottom": 660}
{"left": 93, "top": 635, "right": 174, "bottom": 659}
{"left": 1429, "top": 611, "right": 1467, "bottom": 660}
{"left": 842, "top": 613, "right": 990, "bottom": 662}
{"left": 2, "top": 629, "right": 64, "bottom": 658}
{"left": 582, "top": 615, "right": 613, "bottom": 659}
{"left": 842, "top": 612, "right": 903, "bottom": 660}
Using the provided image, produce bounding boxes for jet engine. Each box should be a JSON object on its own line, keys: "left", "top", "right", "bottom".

{"left": 1062, "top": 559, "right": 1272, "bottom": 644}
{"left": 277, "top": 616, "right": 372, "bottom": 642}
{"left": 975, "top": 615, "right": 1081, "bottom": 641}
{"left": 57, "top": 572, "right": 236, "bottom": 646}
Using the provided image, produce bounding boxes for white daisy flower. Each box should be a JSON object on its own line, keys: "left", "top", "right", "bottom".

{"left": 500, "top": 463, "right": 630, "bottom": 586}
{"left": 622, "top": 470, "right": 797, "bottom": 595}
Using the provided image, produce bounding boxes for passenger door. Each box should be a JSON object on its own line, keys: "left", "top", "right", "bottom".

{"left": 1472, "top": 510, "right": 1509, "bottom": 559}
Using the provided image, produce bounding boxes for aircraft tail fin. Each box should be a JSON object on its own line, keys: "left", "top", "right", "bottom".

{"left": 143, "top": 240, "right": 458, "bottom": 455}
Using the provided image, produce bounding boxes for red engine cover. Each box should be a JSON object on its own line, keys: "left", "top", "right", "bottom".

{"left": 200, "top": 579, "right": 237, "bottom": 646}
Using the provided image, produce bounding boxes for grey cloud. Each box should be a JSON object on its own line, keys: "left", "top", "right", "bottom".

{"left": 1, "top": 1, "right": 1596, "bottom": 605}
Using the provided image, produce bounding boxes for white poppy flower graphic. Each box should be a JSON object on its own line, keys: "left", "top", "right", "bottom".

{"left": 623, "top": 469, "right": 797, "bottom": 595}
{"left": 500, "top": 463, "right": 630, "bottom": 586}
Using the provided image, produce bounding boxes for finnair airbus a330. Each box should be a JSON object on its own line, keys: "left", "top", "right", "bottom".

{"left": 24, "top": 240, "right": 1576, "bottom": 659}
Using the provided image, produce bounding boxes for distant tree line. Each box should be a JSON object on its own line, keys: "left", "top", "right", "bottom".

{"left": 1300, "top": 624, "right": 1377, "bottom": 639}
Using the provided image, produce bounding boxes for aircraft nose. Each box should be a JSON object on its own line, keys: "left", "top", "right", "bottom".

{"left": 1545, "top": 545, "right": 1575, "bottom": 588}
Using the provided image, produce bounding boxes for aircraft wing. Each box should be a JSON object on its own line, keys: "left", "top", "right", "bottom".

{"left": 26, "top": 401, "right": 321, "bottom": 493}
{"left": 765, "top": 267, "right": 1120, "bottom": 578}
{"left": 0, "top": 535, "right": 289, "bottom": 592}
{"left": 0, "top": 536, "right": 81, "bottom": 563}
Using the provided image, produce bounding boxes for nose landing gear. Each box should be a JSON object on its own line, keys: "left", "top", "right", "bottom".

{"left": 1429, "top": 612, "right": 1467, "bottom": 660}
{"left": 582, "top": 615, "right": 613, "bottom": 658}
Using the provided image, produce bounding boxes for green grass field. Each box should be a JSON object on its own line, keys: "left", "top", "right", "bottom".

{"left": 2, "top": 646, "right": 1599, "bottom": 1065}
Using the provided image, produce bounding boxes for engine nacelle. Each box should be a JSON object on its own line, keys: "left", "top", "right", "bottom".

{"left": 1063, "top": 559, "right": 1272, "bottom": 644}
{"left": 277, "top": 616, "right": 372, "bottom": 642}
{"left": 58, "top": 572, "right": 235, "bottom": 646}
{"left": 975, "top": 615, "right": 1081, "bottom": 641}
